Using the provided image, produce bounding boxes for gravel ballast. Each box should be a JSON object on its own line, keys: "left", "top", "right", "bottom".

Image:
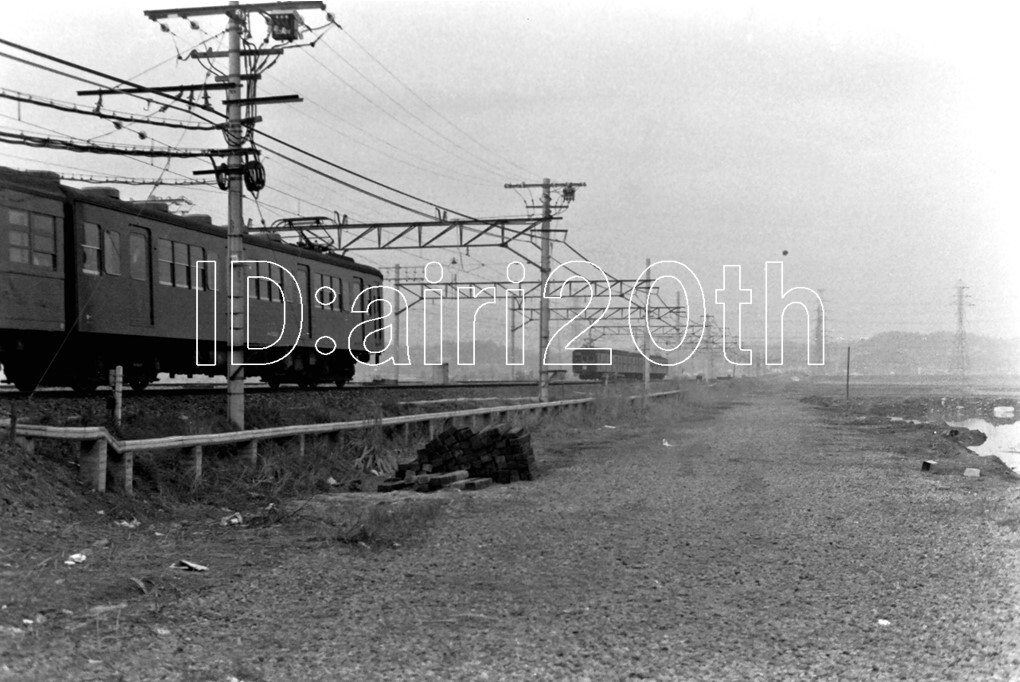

{"left": 3, "top": 384, "right": 1019, "bottom": 680}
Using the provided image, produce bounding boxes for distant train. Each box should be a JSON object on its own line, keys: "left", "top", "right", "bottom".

{"left": 0, "top": 166, "right": 384, "bottom": 393}
{"left": 571, "top": 348, "right": 669, "bottom": 382}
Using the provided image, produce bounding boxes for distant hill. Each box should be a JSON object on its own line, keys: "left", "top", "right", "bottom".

{"left": 822, "top": 331, "right": 1020, "bottom": 376}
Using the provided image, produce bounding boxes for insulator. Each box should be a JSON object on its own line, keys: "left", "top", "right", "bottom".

{"left": 214, "top": 163, "right": 229, "bottom": 191}
{"left": 243, "top": 159, "right": 266, "bottom": 192}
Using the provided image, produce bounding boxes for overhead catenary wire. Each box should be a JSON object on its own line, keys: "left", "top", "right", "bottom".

{"left": 0, "top": 37, "right": 503, "bottom": 226}
{"left": 1, "top": 36, "right": 551, "bottom": 262}
{"left": 0, "top": 129, "right": 246, "bottom": 158}
{"left": 0, "top": 88, "right": 220, "bottom": 130}
{"left": 56, "top": 173, "right": 213, "bottom": 186}
{"left": 0, "top": 47, "right": 221, "bottom": 130}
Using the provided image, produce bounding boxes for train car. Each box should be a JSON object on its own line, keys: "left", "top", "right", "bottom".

{"left": 571, "top": 347, "right": 669, "bottom": 382}
{"left": 0, "top": 166, "right": 384, "bottom": 393}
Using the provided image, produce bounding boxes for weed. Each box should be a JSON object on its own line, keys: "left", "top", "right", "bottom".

{"left": 336, "top": 499, "right": 443, "bottom": 546}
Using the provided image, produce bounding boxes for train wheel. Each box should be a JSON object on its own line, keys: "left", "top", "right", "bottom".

{"left": 266, "top": 376, "right": 282, "bottom": 390}
{"left": 5, "top": 362, "right": 41, "bottom": 394}
{"left": 334, "top": 378, "right": 347, "bottom": 388}
{"left": 12, "top": 377, "right": 38, "bottom": 395}
{"left": 129, "top": 378, "right": 149, "bottom": 392}
{"left": 71, "top": 378, "right": 99, "bottom": 396}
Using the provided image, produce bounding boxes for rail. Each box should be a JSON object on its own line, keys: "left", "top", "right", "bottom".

{"left": 1, "top": 388, "right": 687, "bottom": 494}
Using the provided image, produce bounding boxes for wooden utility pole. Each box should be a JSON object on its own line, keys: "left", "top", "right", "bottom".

{"left": 504, "top": 179, "right": 585, "bottom": 402}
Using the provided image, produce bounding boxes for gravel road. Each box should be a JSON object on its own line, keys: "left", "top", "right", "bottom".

{"left": 4, "top": 383, "right": 1019, "bottom": 681}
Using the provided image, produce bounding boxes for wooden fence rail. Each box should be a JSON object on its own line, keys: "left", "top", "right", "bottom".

{"left": 1, "top": 389, "right": 687, "bottom": 495}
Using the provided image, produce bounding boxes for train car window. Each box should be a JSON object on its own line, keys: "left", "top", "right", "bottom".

{"left": 297, "top": 265, "right": 311, "bottom": 336}
{"left": 256, "top": 261, "right": 266, "bottom": 300}
{"left": 248, "top": 262, "right": 257, "bottom": 299}
{"left": 173, "top": 242, "right": 189, "bottom": 288}
{"left": 158, "top": 239, "right": 173, "bottom": 285}
{"left": 316, "top": 273, "right": 336, "bottom": 311}
{"left": 209, "top": 255, "right": 219, "bottom": 292}
{"left": 103, "top": 230, "right": 121, "bottom": 275}
{"left": 7, "top": 209, "right": 30, "bottom": 265}
{"left": 273, "top": 264, "right": 283, "bottom": 302}
{"left": 266, "top": 263, "right": 277, "bottom": 302}
{"left": 31, "top": 214, "right": 56, "bottom": 270}
{"left": 189, "top": 245, "right": 205, "bottom": 290}
{"left": 82, "top": 223, "right": 101, "bottom": 275}
{"left": 353, "top": 277, "right": 364, "bottom": 313}
{"left": 369, "top": 287, "right": 383, "bottom": 335}
{"left": 272, "top": 264, "right": 285, "bottom": 303}
{"left": 129, "top": 233, "right": 148, "bottom": 281}
{"left": 333, "top": 277, "right": 344, "bottom": 310}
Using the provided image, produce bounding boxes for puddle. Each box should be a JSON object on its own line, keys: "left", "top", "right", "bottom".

{"left": 946, "top": 418, "right": 1020, "bottom": 475}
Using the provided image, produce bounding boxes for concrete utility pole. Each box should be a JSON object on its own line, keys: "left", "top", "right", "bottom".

{"left": 642, "top": 258, "right": 651, "bottom": 408}
{"left": 225, "top": 5, "right": 245, "bottom": 428}
{"left": 393, "top": 264, "right": 402, "bottom": 383}
{"left": 704, "top": 315, "right": 715, "bottom": 381}
{"left": 813, "top": 288, "right": 825, "bottom": 375}
{"left": 509, "top": 292, "right": 518, "bottom": 382}
{"left": 144, "top": 1, "right": 323, "bottom": 429}
{"left": 504, "top": 179, "right": 585, "bottom": 402}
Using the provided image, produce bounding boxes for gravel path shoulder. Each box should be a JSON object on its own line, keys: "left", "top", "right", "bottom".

{"left": 5, "top": 385, "right": 1019, "bottom": 681}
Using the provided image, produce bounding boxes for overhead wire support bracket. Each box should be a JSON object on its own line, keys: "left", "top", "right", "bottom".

{"left": 251, "top": 216, "right": 561, "bottom": 251}
{"left": 196, "top": 48, "right": 284, "bottom": 59}
{"left": 214, "top": 74, "right": 262, "bottom": 82}
{"left": 77, "top": 83, "right": 236, "bottom": 97}
{"left": 224, "top": 94, "right": 301, "bottom": 106}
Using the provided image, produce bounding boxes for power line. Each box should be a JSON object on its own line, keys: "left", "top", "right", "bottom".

{"left": 0, "top": 46, "right": 220, "bottom": 129}
{"left": 337, "top": 26, "right": 536, "bottom": 179}
{"left": 261, "top": 72, "right": 496, "bottom": 188}
{"left": 0, "top": 35, "right": 530, "bottom": 246}
{"left": 0, "top": 37, "right": 474, "bottom": 221}
{"left": 318, "top": 31, "right": 510, "bottom": 180}
{"left": 297, "top": 45, "right": 504, "bottom": 182}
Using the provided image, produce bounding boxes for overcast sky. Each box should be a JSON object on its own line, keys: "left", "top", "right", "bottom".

{"left": 2, "top": 1, "right": 1018, "bottom": 350}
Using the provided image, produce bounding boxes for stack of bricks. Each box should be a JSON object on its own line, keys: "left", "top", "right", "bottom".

{"left": 376, "top": 423, "right": 536, "bottom": 493}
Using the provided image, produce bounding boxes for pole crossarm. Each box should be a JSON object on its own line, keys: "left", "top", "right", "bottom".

{"left": 504, "top": 181, "right": 588, "bottom": 191}
{"left": 392, "top": 277, "right": 656, "bottom": 299}
{"left": 385, "top": 278, "right": 663, "bottom": 317}
{"left": 135, "top": 0, "right": 329, "bottom": 429}
{"left": 523, "top": 304, "right": 688, "bottom": 325}
{"left": 144, "top": 2, "right": 325, "bottom": 20}
{"left": 514, "top": 305, "right": 689, "bottom": 337}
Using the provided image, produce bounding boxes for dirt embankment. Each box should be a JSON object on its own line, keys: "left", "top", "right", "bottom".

{"left": 1, "top": 382, "right": 1019, "bottom": 681}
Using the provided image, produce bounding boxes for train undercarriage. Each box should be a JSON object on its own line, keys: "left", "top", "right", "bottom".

{"left": 0, "top": 332, "right": 363, "bottom": 394}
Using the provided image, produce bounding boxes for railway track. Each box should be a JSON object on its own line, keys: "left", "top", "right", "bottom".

{"left": 0, "top": 378, "right": 606, "bottom": 400}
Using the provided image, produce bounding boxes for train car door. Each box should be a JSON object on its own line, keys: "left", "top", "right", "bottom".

{"left": 127, "top": 228, "right": 153, "bottom": 326}
{"left": 352, "top": 276, "right": 365, "bottom": 348}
